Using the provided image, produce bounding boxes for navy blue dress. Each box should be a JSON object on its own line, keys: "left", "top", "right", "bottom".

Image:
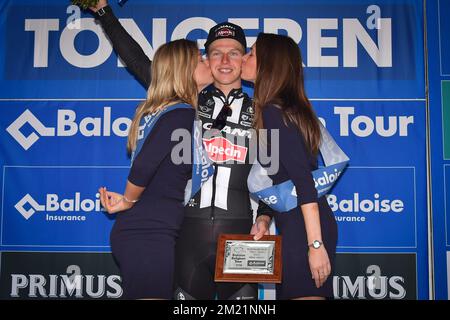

{"left": 262, "top": 104, "right": 337, "bottom": 299}
{"left": 110, "top": 106, "right": 195, "bottom": 299}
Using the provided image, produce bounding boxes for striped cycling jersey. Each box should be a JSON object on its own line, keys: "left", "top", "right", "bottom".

{"left": 185, "top": 86, "right": 256, "bottom": 220}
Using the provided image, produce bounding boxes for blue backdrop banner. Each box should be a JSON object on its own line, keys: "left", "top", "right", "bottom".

{"left": 0, "top": 0, "right": 430, "bottom": 300}
{"left": 427, "top": 0, "right": 450, "bottom": 300}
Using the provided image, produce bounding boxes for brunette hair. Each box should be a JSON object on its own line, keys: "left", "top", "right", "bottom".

{"left": 253, "top": 33, "right": 321, "bottom": 154}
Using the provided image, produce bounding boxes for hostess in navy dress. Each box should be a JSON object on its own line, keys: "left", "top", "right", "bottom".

{"left": 262, "top": 104, "right": 338, "bottom": 299}
{"left": 110, "top": 106, "right": 195, "bottom": 299}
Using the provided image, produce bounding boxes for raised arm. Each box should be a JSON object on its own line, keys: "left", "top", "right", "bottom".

{"left": 90, "top": 0, "right": 152, "bottom": 88}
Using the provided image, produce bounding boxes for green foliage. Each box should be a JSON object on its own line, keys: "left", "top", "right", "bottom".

{"left": 71, "top": 0, "right": 99, "bottom": 10}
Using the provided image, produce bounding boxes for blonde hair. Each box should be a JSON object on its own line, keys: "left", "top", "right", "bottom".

{"left": 127, "top": 39, "right": 199, "bottom": 152}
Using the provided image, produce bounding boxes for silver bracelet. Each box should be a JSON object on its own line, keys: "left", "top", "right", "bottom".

{"left": 123, "top": 195, "right": 139, "bottom": 203}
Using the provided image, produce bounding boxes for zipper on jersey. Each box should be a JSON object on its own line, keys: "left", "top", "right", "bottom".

{"left": 209, "top": 163, "right": 218, "bottom": 220}
{"left": 208, "top": 87, "right": 240, "bottom": 220}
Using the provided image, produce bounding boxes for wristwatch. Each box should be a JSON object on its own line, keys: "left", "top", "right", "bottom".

{"left": 308, "top": 240, "right": 323, "bottom": 249}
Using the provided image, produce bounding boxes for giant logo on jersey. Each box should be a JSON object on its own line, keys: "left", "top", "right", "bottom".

{"left": 203, "top": 136, "right": 248, "bottom": 163}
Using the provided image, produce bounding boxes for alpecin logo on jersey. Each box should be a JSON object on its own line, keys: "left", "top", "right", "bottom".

{"left": 203, "top": 137, "right": 247, "bottom": 163}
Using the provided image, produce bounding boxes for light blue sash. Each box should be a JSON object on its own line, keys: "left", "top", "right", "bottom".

{"left": 184, "top": 119, "right": 215, "bottom": 205}
{"left": 131, "top": 104, "right": 192, "bottom": 162}
{"left": 247, "top": 122, "right": 349, "bottom": 212}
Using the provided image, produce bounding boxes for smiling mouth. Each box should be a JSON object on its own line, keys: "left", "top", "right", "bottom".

{"left": 218, "top": 68, "right": 233, "bottom": 74}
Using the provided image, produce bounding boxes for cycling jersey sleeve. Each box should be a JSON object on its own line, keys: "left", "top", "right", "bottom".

{"left": 96, "top": 5, "right": 152, "bottom": 89}
{"left": 256, "top": 200, "right": 275, "bottom": 219}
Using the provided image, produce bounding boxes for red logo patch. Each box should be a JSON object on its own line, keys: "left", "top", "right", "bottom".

{"left": 203, "top": 137, "right": 247, "bottom": 163}
{"left": 216, "top": 28, "right": 234, "bottom": 37}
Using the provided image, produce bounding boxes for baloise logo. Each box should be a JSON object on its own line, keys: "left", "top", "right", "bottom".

{"left": 15, "top": 192, "right": 102, "bottom": 221}
{"left": 6, "top": 107, "right": 130, "bottom": 150}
